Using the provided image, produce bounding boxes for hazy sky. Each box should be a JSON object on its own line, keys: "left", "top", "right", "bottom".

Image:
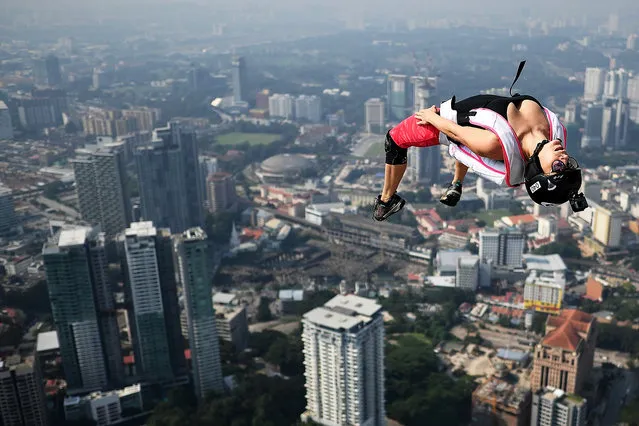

{"left": 2, "top": 0, "right": 639, "bottom": 32}
{"left": 4, "top": 0, "right": 639, "bottom": 17}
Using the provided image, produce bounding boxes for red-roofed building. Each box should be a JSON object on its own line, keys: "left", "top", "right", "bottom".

{"left": 583, "top": 276, "right": 608, "bottom": 302}
{"left": 501, "top": 214, "right": 537, "bottom": 233}
{"left": 531, "top": 309, "right": 597, "bottom": 394}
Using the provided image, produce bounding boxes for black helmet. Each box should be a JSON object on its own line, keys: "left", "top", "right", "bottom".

{"left": 524, "top": 140, "right": 588, "bottom": 212}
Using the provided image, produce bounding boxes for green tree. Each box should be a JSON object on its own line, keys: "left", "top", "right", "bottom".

{"left": 533, "top": 241, "right": 582, "bottom": 259}
{"left": 385, "top": 335, "right": 475, "bottom": 426}
{"left": 256, "top": 297, "right": 273, "bottom": 322}
{"left": 621, "top": 397, "right": 639, "bottom": 426}
{"left": 531, "top": 312, "right": 548, "bottom": 335}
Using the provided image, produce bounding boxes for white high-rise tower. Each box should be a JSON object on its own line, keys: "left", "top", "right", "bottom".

{"left": 300, "top": 294, "right": 385, "bottom": 426}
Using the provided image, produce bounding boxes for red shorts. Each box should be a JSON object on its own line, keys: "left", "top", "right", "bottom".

{"left": 389, "top": 115, "right": 440, "bottom": 149}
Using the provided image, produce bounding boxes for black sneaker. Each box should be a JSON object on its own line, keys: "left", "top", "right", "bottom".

{"left": 373, "top": 193, "right": 405, "bottom": 221}
{"left": 440, "top": 183, "right": 462, "bottom": 207}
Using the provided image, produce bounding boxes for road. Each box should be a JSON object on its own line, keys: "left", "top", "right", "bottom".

{"left": 564, "top": 258, "right": 639, "bottom": 284}
{"left": 36, "top": 197, "right": 81, "bottom": 219}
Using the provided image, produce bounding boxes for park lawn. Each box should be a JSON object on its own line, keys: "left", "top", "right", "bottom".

{"left": 474, "top": 208, "right": 511, "bottom": 224}
{"left": 216, "top": 132, "right": 281, "bottom": 146}
{"left": 364, "top": 141, "right": 386, "bottom": 158}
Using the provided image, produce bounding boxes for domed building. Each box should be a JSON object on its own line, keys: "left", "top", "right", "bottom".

{"left": 256, "top": 153, "right": 316, "bottom": 183}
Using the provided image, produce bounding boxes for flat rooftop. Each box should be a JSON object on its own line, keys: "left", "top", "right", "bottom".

{"left": 304, "top": 294, "right": 382, "bottom": 331}
{"left": 304, "top": 307, "right": 371, "bottom": 331}
{"left": 58, "top": 227, "right": 91, "bottom": 247}
{"left": 36, "top": 331, "right": 59, "bottom": 352}
{"left": 324, "top": 294, "right": 381, "bottom": 317}
{"left": 212, "top": 292, "right": 237, "bottom": 305}
{"left": 125, "top": 221, "right": 157, "bottom": 237}
{"left": 523, "top": 254, "right": 567, "bottom": 272}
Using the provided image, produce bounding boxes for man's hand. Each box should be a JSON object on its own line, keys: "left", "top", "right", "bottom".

{"left": 415, "top": 106, "right": 440, "bottom": 126}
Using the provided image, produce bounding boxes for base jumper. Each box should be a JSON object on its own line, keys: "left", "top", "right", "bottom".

{"left": 373, "top": 61, "right": 588, "bottom": 222}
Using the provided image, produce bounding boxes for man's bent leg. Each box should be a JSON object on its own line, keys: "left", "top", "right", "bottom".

{"left": 453, "top": 161, "right": 469, "bottom": 184}
{"left": 373, "top": 132, "right": 408, "bottom": 221}
{"left": 381, "top": 131, "right": 408, "bottom": 201}
{"left": 381, "top": 163, "right": 407, "bottom": 202}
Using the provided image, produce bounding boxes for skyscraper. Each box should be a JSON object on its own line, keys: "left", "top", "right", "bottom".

{"left": 592, "top": 205, "right": 624, "bottom": 248}
{"left": 0, "top": 100, "right": 13, "bottom": 140}
{"left": 33, "top": 54, "right": 62, "bottom": 87}
{"left": 531, "top": 310, "right": 596, "bottom": 394}
{"left": 583, "top": 67, "right": 605, "bottom": 102}
{"left": 456, "top": 256, "right": 479, "bottom": 291}
{"left": 295, "top": 95, "right": 322, "bottom": 123}
{"left": 87, "top": 232, "right": 125, "bottom": 387}
{"left": 0, "top": 183, "right": 19, "bottom": 237}
{"left": 155, "top": 228, "right": 187, "bottom": 378}
{"left": 231, "top": 56, "right": 248, "bottom": 104}
{"left": 207, "top": 172, "right": 236, "bottom": 213}
{"left": 300, "top": 294, "right": 385, "bottom": 426}
{"left": 174, "top": 228, "right": 223, "bottom": 399}
{"left": 410, "top": 76, "right": 437, "bottom": 112}
{"left": 408, "top": 145, "right": 441, "bottom": 183}
{"left": 531, "top": 388, "right": 587, "bottom": 426}
{"left": 0, "top": 357, "right": 49, "bottom": 426}
{"left": 43, "top": 227, "right": 109, "bottom": 392}
{"left": 71, "top": 143, "right": 131, "bottom": 238}
{"left": 135, "top": 121, "right": 204, "bottom": 234}
{"left": 479, "top": 228, "right": 525, "bottom": 268}
{"left": 581, "top": 103, "right": 603, "bottom": 148}
{"left": 387, "top": 74, "right": 408, "bottom": 121}
{"left": 365, "top": 98, "right": 385, "bottom": 134}
{"left": 121, "top": 222, "right": 174, "bottom": 383}
{"left": 268, "top": 94, "right": 295, "bottom": 119}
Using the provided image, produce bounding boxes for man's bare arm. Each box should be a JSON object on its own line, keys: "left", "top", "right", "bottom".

{"left": 426, "top": 114, "right": 500, "bottom": 158}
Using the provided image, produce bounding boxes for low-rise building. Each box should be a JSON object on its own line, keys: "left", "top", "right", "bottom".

{"left": 212, "top": 293, "right": 249, "bottom": 352}
{"left": 472, "top": 378, "right": 531, "bottom": 426}
{"left": 531, "top": 387, "right": 586, "bottom": 426}
{"left": 63, "top": 384, "right": 143, "bottom": 425}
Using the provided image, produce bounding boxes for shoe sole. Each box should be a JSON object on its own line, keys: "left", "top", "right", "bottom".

{"left": 373, "top": 198, "right": 406, "bottom": 222}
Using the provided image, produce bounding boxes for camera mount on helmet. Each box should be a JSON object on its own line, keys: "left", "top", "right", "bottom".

{"left": 524, "top": 140, "right": 588, "bottom": 212}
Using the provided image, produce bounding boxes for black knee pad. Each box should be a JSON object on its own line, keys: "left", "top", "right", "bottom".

{"left": 385, "top": 131, "right": 407, "bottom": 165}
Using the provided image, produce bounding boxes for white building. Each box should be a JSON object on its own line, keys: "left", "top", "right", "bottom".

{"left": 592, "top": 205, "right": 624, "bottom": 248}
{"left": 531, "top": 387, "right": 586, "bottom": 426}
{"left": 0, "top": 101, "right": 13, "bottom": 140}
{"left": 269, "top": 94, "right": 295, "bottom": 119}
{"left": 301, "top": 294, "right": 385, "bottom": 426}
{"left": 537, "top": 216, "right": 558, "bottom": 239}
{"left": 212, "top": 292, "right": 249, "bottom": 352}
{"left": 603, "top": 69, "right": 630, "bottom": 100}
{"left": 583, "top": 67, "right": 605, "bottom": 102}
{"left": 365, "top": 98, "right": 385, "bottom": 134}
{"left": 295, "top": 95, "right": 322, "bottom": 123}
{"left": 523, "top": 254, "right": 567, "bottom": 288}
{"left": 435, "top": 250, "right": 472, "bottom": 276}
{"left": 305, "top": 202, "right": 358, "bottom": 226}
{"left": 456, "top": 256, "right": 479, "bottom": 291}
{"left": 523, "top": 274, "right": 565, "bottom": 314}
{"left": 479, "top": 229, "right": 525, "bottom": 268}
{"left": 64, "top": 384, "right": 143, "bottom": 426}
